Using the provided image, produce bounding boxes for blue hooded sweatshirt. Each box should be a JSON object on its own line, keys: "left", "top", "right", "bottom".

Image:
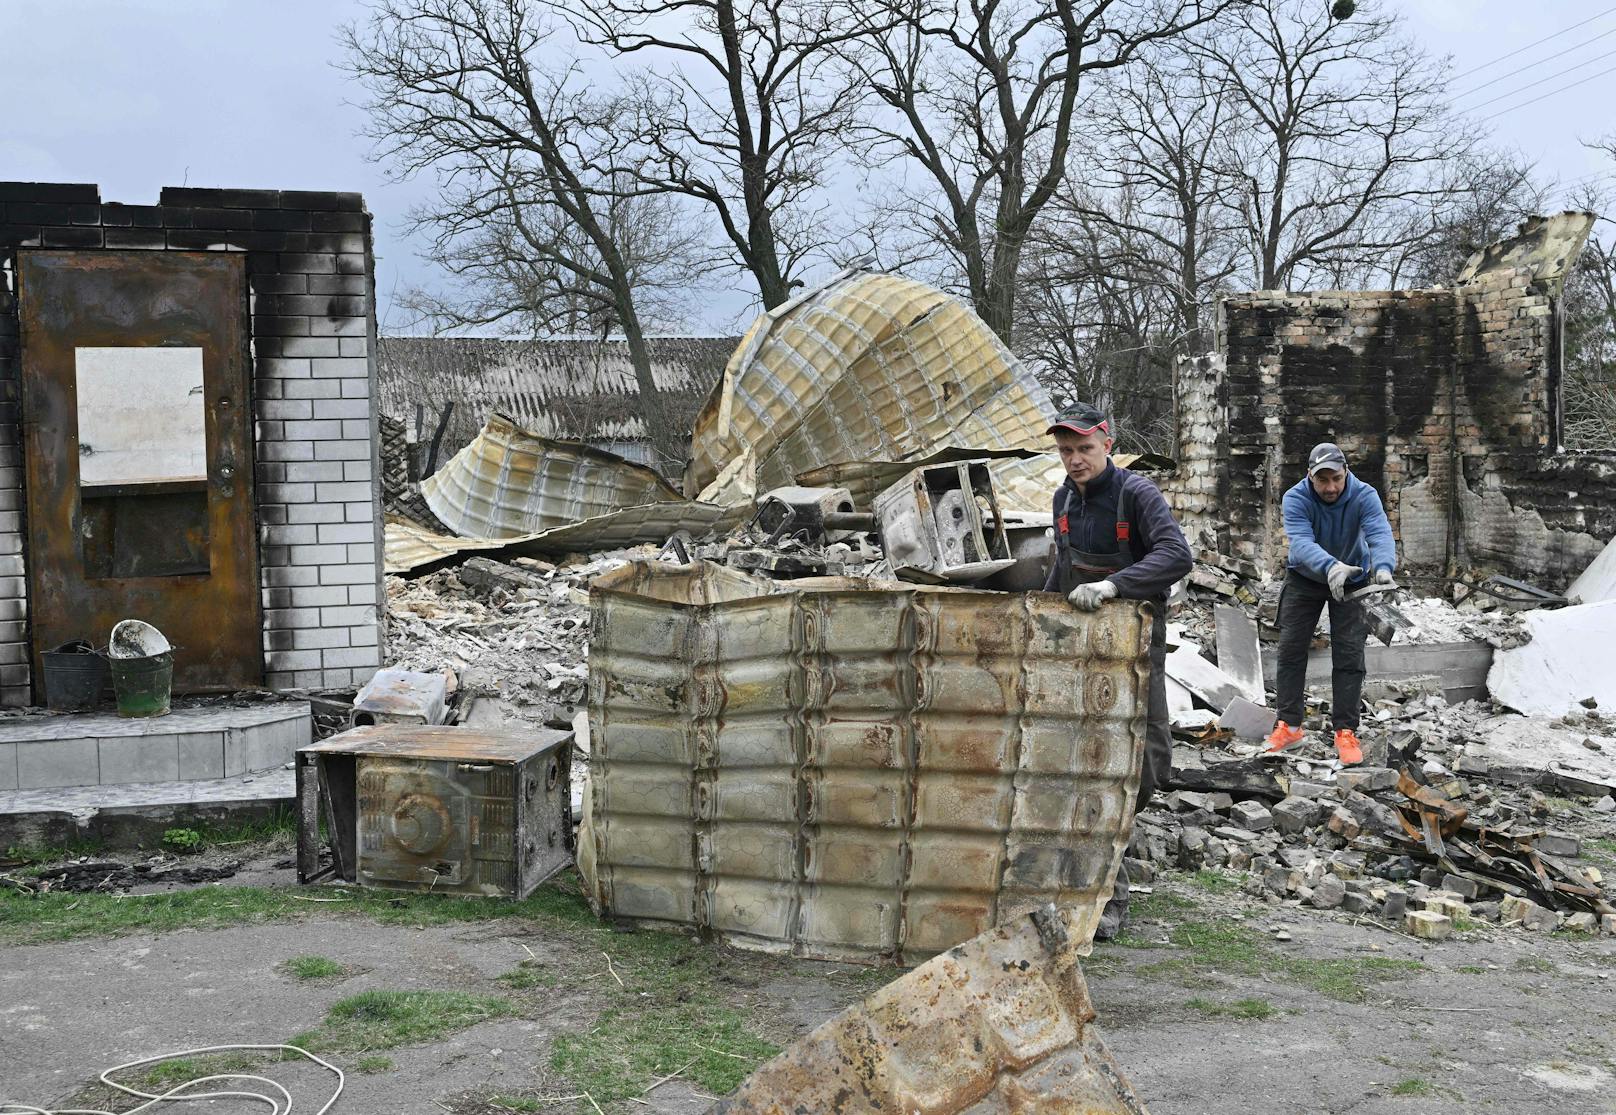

{"left": 1282, "top": 471, "right": 1396, "bottom": 586}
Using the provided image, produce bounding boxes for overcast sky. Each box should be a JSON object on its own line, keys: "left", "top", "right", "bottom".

{"left": 4, "top": 0, "right": 1615, "bottom": 336}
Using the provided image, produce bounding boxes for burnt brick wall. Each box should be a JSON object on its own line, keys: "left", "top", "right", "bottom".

{"left": 0, "top": 181, "right": 386, "bottom": 702}
{"left": 1166, "top": 271, "right": 1616, "bottom": 589}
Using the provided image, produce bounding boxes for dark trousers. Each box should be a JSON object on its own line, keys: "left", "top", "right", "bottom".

{"left": 1140, "top": 609, "right": 1170, "bottom": 806}
{"left": 1274, "top": 569, "right": 1368, "bottom": 732}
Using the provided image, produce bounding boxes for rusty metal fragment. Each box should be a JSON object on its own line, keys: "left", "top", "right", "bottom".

{"left": 423, "top": 412, "right": 683, "bottom": 539}
{"left": 1456, "top": 210, "right": 1596, "bottom": 293}
{"left": 580, "top": 561, "right": 1152, "bottom": 964}
{"left": 716, "top": 904, "right": 1149, "bottom": 1114}
{"left": 684, "top": 269, "right": 1065, "bottom": 511}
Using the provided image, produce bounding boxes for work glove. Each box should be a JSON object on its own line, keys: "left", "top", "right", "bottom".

{"left": 1068, "top": 580, "right": 1119, "bottom": 611}
{"left": 1373, "top": 569, "right": 1395, "bottom": 587}
{"left": 1325, "top": 562, "right": 1362, "bottom": 602}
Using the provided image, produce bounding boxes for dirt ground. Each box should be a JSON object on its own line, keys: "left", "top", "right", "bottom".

{"left": 2, "top": 841, "right": 1614, "bottom": 1115}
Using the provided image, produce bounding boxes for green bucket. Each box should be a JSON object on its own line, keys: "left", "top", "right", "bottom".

{"left": 108, "top": 619, "right": 174, "bottom": 718}
{"left": 110, "top": 651, "right": 173, "bottom": 718}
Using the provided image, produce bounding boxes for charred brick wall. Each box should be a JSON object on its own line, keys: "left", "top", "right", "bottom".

{"left": 0, "top": 182, "right": 386, "bottom": 702}
{"left": 1170, "top": 270, "right": 1616, "bottom": 588}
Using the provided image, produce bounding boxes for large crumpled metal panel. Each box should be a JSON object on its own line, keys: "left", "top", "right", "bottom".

{"left": 716, "top": 904, "right": 1148, "bottom": 1114}
{"left": 580, "top": 561, "right": 1152, "bottom": 964}
{"left": 1456, "top": 211, "right": 1595, "bottom": 294}
{"left": 684, "top": 270, "right": 1065, "bottom": 511}
{"left": 423, "top": 412, "right": 682, "bottom": 539}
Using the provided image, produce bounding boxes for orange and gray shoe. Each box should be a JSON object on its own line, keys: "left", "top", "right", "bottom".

{"left": 1333, "top": 728, "right": 1364, "bottom": 766}
{"left": 1264, "top": 722, "right": 1305, "bottom": 754}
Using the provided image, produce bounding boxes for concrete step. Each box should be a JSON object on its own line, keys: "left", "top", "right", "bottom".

{"left": 0, "top": 768, "right": 295, "bottom": 849}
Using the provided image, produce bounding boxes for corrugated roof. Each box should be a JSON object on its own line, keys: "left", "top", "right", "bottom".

{"left": 684, "top": 269, "right": 1065, "bottom": 511}
{"left": 376, "top": 336, "right": 739, "bottom": 454}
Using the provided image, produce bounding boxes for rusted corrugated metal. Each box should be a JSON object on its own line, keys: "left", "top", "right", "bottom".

{"left": 717, "top": 904, "right": 1148, "bottom": 1114}
{"left": 684, "top": 269, "right": 1066, "bottom": 511}
{"left": 579, "top": 561, "right": 1152, "bottom": 964}
{"left": 384, "top": 501, "right": 749, "bottom": 576}
{"left": 422, "top": 412, "right": 683, "bottom": 539}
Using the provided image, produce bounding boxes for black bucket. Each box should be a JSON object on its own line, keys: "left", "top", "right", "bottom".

{"left": 41, "top": 640, "right": 110, "bottom": 712}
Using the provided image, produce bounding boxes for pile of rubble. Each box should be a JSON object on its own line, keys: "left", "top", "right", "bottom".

{"left": 385, "top": 552, "right": 628, "bottom": 725}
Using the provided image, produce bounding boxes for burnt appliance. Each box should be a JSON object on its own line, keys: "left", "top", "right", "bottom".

{"left": 296, "top": 725, "right": 571, "bottom": 899}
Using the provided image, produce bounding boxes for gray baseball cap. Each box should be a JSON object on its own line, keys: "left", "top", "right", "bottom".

{"left": 1307, "top": 442, "right": 1348, "bottom": 475}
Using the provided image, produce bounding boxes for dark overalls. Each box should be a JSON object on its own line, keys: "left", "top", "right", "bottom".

{"left": 1053, "top": 482, "right": 1171, "bottom": 807}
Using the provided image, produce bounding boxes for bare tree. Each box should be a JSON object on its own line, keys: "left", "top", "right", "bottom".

{"left": 1562, "top": 155, "right": 1616, "bottom": 451}
{"left": 344, "top": 0, "right": 695, "bottom": 470}
{"left": 1201, "top": 0, "right": 1475, "bottom": 291}
{"left": 847, "top": 0, "right": 1235, "bottom": 344}
{"left": 567, "top": 0, "right": 878, "bottom": 309}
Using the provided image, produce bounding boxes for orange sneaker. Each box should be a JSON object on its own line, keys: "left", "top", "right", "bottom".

{"left": 1264, "top": 722, "right": 1305, "bottom": 753}
{"left": 1334, "top": 729, "right": 1364, "bottom": 766}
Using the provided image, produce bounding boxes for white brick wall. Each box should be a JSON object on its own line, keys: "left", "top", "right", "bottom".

{"left": 0, "top": 280, "right": 29, "bottom": 706}
{"left": 252, "top": 234, "right": 385, "bottom": 692}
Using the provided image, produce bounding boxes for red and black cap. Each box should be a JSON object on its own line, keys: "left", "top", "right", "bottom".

{"left": 1046, "top": 402, "right": 1110, "bottom": 437}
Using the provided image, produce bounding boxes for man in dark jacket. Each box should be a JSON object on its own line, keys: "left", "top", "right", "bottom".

{"left": 1044, "top": 402, "right": 1193, "bottom": 937}
{"left": 1265, "top": 443, "right": 1397, "bottom": 766}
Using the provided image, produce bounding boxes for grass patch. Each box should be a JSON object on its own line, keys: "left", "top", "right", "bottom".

{"left": 1105, "top": 916, "right": 1422, "bottom": 1002}
{"left": 137, "top": 1051, "right": 281, "bottom": 1091}
{"left": 1454, "top": 964, "right": 1487, "bottom": 974}
{"left": 1131, "top": 889, "right": 1199, "bottom": 919}
{"left": 293, "top": 990, "right": 514, "bottom": 1053}
{"left": 1191, "top": 869, "right": 1242, "bottom": 894}
{"left": 1390, "top": 1078, "right": 1434, "bottom": 1096}
{"left": 0, "top": 873, "right": 598, "bottom": 945}
{"left": 3, "top": 837, "right": 107, "bottom": 870}
{"left": 353, "top": 1055, "right": 394, "bottom": 1074}
{"left": 1513, "top": 955, "right": 1557, "bottom": 974}
{"left": 282, "top": 955, "right": 345, "bottom": 981}
{"left": 1185, "top": 996, "right": 1276, "bottom": 1020}
{"left": 546, "top": 930, "right": 781, "bottom": 1105}
{"left": 192, "top": 805, "right": 300, "bottom": 847}
{"left": 497, "top": 960, "right": 557, "bottom": 990}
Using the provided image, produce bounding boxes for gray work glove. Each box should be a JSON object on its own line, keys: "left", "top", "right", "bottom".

{"left": 1373, "top": 569, "right": 1395, "bottom": 586}
{"left": 1326, "top": 561, "right": 1362, "bottom": 601}
{"left": 1068, "top": 580, "right": 1119, "bottom": 611}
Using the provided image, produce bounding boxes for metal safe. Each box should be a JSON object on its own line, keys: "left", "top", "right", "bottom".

{"left": 297, "top": 725, "right": 572, "bottom": 899}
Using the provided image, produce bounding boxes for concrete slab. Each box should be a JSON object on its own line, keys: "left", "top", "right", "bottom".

{"left": 0, "top": 768, "right": 295, "bottom": 849}
{"left": 1164, "top": 646, "right": 1246, "bottom": 712}
{"left": 1213, "top": 605, "right": 1264, "bottom": 703}
{"left": 1463, "top": 714, "right": 1616, "bottom": 795}
{"left": 1487, "top": 601, "right": 1616, "bottom": 717}
{"left": 1219, "top": 696, "right": 1276, "bottom": 740}
{"left": 97, "top": 735, "right": 180, "bottom": 785}
{"left": 0, "top": 701, "right": 309, "bottom": 789}
{"left": 1567, "top": 534, "right": 1616, "bottom": 605}
{"left": 17, "top": 737, "right": 98, "bottom": 789}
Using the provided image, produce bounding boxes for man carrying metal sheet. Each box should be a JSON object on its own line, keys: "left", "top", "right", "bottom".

{"left": 1264, "top": 442, "right": 1397, "bottom": 767}
{"left": 1045, "top": 403, "right": 1194, "bottom": 939}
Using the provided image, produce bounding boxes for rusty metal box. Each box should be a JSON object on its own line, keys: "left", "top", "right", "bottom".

{"left": 296, "top": 725, "right": 572, "bottom": 898}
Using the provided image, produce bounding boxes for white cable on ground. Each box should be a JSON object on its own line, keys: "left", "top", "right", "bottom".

{"left": 0, "top": 1043, "right": 343, "bottom": 1115}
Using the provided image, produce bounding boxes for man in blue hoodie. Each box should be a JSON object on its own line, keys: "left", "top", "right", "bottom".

{"left": 1044, "top": 402, "right": 1194, "bottom": 937}
{"left": 1266, "top": 443, "right": 1397, "bottom": 766}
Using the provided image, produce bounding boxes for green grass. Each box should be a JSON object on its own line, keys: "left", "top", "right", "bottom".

{"left": 1185, "top": 996, "right": 1276, "bottom": 1019}
{"left": 1191, "top": 869, "right": 1242, "bottom": 894}
{"left": 137, "top": 1051, "right": 281, "bottom": 1091}
{"left": 293, "top": 990, "right": 514, "bottom": 1053}
{"left": 1454, "top": 964, "right": 1487, "bottom": 974}
{"left": 282, "top": 955, "right": 346, "bottom": 981}
{"left": 546, "top": 929, "right": 782, "bottom": 1105}
{"left": 497, "top": 959, "right": 557, "bottom": 990}
{"left": 191, "top": 805, "right": 300, "bottom": 846}
{"left": 1513, "top": 954, "right": 1558, "bottom": 974}
{"left": 1390, "top": 1078, "right": 1434, "bottom": 1096}
{"left": 1100, "top": 915, "right": 1423, "bottom": 1002}
{"left": 353, "top": 1055, "right": 394, "bottom": 1074}
{"left": 0, "top": 873, "right": 597, "bottom": 945}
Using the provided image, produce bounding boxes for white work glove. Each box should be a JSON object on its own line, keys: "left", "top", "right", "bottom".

{"left": 1326, "top": 562, "right": 1362, "bottom": 601}
{"left": 1068, "top": 580, "right": 1119, "bottom": 611}
{"left": 1373, "top": 569, "right": 1395, "bottom": 586}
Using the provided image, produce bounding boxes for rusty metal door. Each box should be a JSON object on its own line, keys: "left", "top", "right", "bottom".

{"left": 18, "top": 250, "right": 262, "bottom": 694}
